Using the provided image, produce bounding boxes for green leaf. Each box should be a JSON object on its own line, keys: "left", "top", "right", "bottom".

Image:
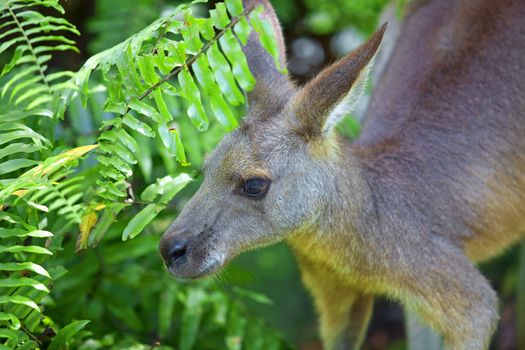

{"left": 116, "top": 128, "right": 138, "bottom": 153}
{"left": 154, "top": 42, "right": 179, "bottom": 75}
{"left": 249, "top": 5, "right": 287, "bottom": 73}
{"left": 152, "top": 90, "right": 173, "bottom": 122}
{"left": 190, "top": 55, "right": 237, "bottom": 129}
{"left": 225, "top": 0, "right": 243, "bottom": 17}
{"left": 0, "top": 37, "right": 24, "bottom": 55}
{"left": 171, "top": 128, "right": 189, "bottom": 166}
{"left": 210, "top": 93, "right": 237, "bottom": 130}
{"left": 99, "top": 141, "right": 136, "bottom": 164}
{"left": 0, "top": 245, "right": 52, "bottom": 255}
{"left": 122, "top": 114, "right": 155, "bottom": 137}
{"left": 180, "top": 288, "right": 206, "bottom": 350}
{"left": 210, "top": 3, "right": 230, "bottom": 30}
{"left": 116, "top": 45, "right": 145, "bottom": 95}
{"left": 209, "top": 292, "right": 228, "bottom": 325}
{"left": 0, "top": 328, "right": 18, "bottom": 346}
{"left": 0, "top": 262, "right": 50, "bottom": 278}
{"left": 133, "top": 132, "right": 153, "bottom": 181}
{"left": 21, "top": 144, "right": 97, "bottom": 178}
{"left": 47, "top": 320, "right": 90, "bottom": 350}
{"left": 1, "top": 45, "right": 25, "bottom": 76}
{"left": 207, "top": 42, "right": 244, "bottom": 105}
{"left": 7, "top": 76, "right": 41, "bottom": 102}
{"left": 192, "top": 55, "right": 216, "bottom": 93}
{"left": 113, "top": 141, "right": 137, "bottom": 164}
{"left": 137, "top": 55, "right": 157, "bottom": 85}
{"left": 0, "top": 25, "right": 18, "bottom": 42}
{"left": 1, "top": 66, "right": 39, "bottom": 98}
{"left": 178, "top": 69, "right": 208, "bottom": 131}
{"left": 159, "top": 283, "right": 178, "bottom": 337}
{"left": 226, "top": 304, "right": 247, "bottom": 350}
{"left": 24, "top": 309, "right": 42, "bottom": 333}
{"left": 234, "top": 16, "right": 251, "bottom": 46}
{"left": 100, "top": 166, "right": 125, "bottom": 181}
{"left": 0, "top": 212, "right": 24, "bottom": 225}
{"left": 157, "top": 123, "right": 177, "bottom": 156}
{"left": 0, "top": 143, "right": 46, "bottom": 160}
{"left": 0, "top": 127, "right": 49, "bottom": 147}
{"left": 197, "top": 17, "right": 215, "bottom": 41}
{"left": 98, "top": 129, "right": 117, "bottom": 142}
{"left": 180, "top": 10, "right": 203, "bottom": 54}
{"left": 46, "top": 70, "right": 75, "bottom": 83}
{"left": 140, "top": 173, "right": 192, "bottom": 203}
{"left": 122, "top": 203, "right": 164, "bottom": 240}
{"left": 25, "top": 24, "right": 79, "bottom": 38}
{"left": 219, "top": 29, "right": 255, "bottom": 91}
{"left": 14, "top": 85, "right": 49, "bottom": 106}
{"left": 0, "top": 228, "right": 53, "bottom": 238}
{"left": 129, "top": 98, "right": 163, "bottom": 124}
{"left": 0, "top": 278, "right": 49, "bottom": 292}
{"left": 0, "top": 312, "right": 20, "bottom": 330}
{"left": 0, "top": 296, "right": 39, "bottom": 313}
{"left": 97, "top": 155, "right": 133, "bottom": 177}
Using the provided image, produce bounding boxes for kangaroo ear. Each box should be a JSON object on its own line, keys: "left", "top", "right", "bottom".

{"left": 291, "top": 24, "right": 387, "bottom": 141}
{"left": 242, "top": 0, "right": 293, "bottom": 110}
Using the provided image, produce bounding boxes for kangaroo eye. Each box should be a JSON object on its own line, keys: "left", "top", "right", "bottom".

{"left": 241, "top": 178, "right": 270, "bottom": 198}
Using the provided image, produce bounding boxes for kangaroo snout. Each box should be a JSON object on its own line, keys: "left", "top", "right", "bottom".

{"left": 159, "top": 227, "right": 196, "bottom": 278}
{"left": 159, "top": 222, "right": 225, "bottom": 279}
{"left": 159, "top": 232, "right": 189, "bottom": 268}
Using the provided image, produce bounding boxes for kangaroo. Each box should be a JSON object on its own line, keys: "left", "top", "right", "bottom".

{"left": 159, "top": 0, "right": 525, "bottom": 348}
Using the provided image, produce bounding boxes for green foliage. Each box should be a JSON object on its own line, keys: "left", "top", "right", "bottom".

{"left": 306, "top": 0, "right": 387, "bottom": 34}
{"left": 86, "top": 0, "right": 166, "bottom": 55}
{"left": 0, "top": 0, "right": 290, "bottom": 348}
{"left": 271, "top": 0, "right": 388, "bottom": 35}
{"left": 46, "top": 219, "right": 291, "bottom": 350}
{"left": 271, "top": 0, "right": 411, "bottom": 36}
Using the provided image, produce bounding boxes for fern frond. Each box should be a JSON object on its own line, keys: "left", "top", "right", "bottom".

{"left": 0, "top": 142, "right": 98, "bottom": 347}
{"left": 0, "top": 0, "right": 79, "bottom": 112}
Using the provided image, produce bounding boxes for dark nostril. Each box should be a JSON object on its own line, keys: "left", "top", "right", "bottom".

{"left": 169, "top": 238, "right": 188, "bottom": 264}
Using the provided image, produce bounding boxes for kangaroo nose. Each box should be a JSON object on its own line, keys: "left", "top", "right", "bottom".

{"left": 160, "top": 236, "right": 189, "bottom": 268}
{"left": 169, "top": 239, "right": 188, "bottom": 262}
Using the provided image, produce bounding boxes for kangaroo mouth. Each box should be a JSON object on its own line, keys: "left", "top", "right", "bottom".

{"left": 166, "top": 253, "right": 225, "bottom": 280}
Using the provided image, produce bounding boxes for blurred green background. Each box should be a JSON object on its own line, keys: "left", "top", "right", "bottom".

{"left": 44, "top": 0, "right": 524, "bottom": 349}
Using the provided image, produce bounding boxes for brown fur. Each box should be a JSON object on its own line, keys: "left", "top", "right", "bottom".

{"left": 160, "top": 0, "right": 525, "bottom": 349}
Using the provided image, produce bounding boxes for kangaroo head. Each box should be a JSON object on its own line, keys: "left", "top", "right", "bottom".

{"left": 159, "top": 0, "right": 385, "bottom": 279}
